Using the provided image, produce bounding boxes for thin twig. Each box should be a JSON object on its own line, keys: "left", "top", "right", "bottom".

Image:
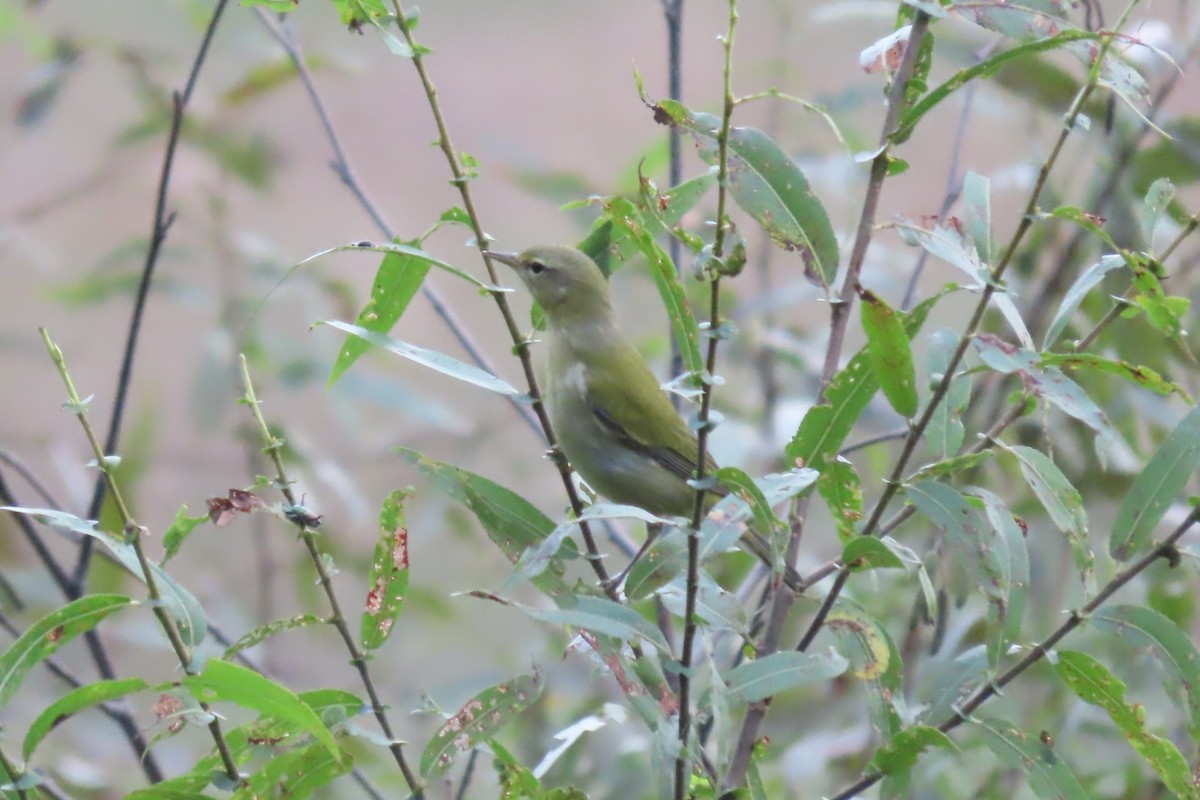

{"left": 677, "top": 4, "right": 737, "bottom": 795}
{"left": 238, "top": 356, "right": 424, "bottom": 798}
{"left": 661, "top": 0, "right": 686, "bottom": 403}
{"left": 722, "top": 12, "right": 934, "bottom": 790}
{"left": 388, "top": 1, "right": 620, "bottom": 594}
{"left": 40, "top": 329, "right": 240, "bottom": 782}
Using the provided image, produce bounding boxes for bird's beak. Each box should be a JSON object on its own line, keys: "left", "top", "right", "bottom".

{"left": 484, "top": 250, "right": 520, "bottom": 269}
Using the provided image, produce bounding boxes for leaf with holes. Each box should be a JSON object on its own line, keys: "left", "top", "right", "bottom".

{"left": 421, "top": 669, "right": 544, "bottom": 778}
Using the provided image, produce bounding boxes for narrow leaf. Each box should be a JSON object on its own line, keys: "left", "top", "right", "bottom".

{"left": 999, "top": 444, "right": 1091, "bottom": 584}
{"left": 723, "top": 651, "right": 848, "bottom": 703}
{"left": 1055, "top": 651, "right": 1197, "bottom": 799}
{"left": 183, "top": 660, "right": 340, "bottom": 758}
{"left": 1, "top": 507, "right": 208, "bottom": 646}
{"left": 0, "top": 594, "right": 135, "bottom": 709}
{"left": 860, "top": 288, "right": 918, "bottom": 417}
{"left": 24, "top": 678, "right": 150, "bottom": 760}
{"left": 222, "top": 615, "right": 326, "bottom": 659}
{"left": 787, "top": 287, "right": 950, "bottom": 471}
{"left": 328, "top": 238, "right": 432, "bottom": 385}
{"left": 420, "top": 669, "right": 544, "bottom": 777}
{"left": 320, "top": 321, "right": 519, "bottom": 396}
{"left": 1110, "top": 404, "right": 1200, "bottom": 560}
{"left": 360, "top": 491, "right": 411, "bottom": 651}
{"left": 1043, "top": 254, "right": 1125, "bottom": 348}
{"left": 867, "top": 725, "right": 957, "bottom": 776}
{"left": 604, "top": 197, "right": 703, "bottom": 374}
{"left": 1091, "top": 604, "right": 1200, "bottom": 739}
{"left": 974, "top": 716, "right": 1090, "bottom": 800}
{"left": 398, "top": 448, "right": 575, "bottom": 602}
{"left": 651, "top": 104, "right": 838, "bottom": 286}
{"left": 926, "top": 328, "right": 970, "bottom": 458}
{"left": 521, "top": 596, "right": 669, "bottom": 652}
{"left": 818, "top": 456, "right": 863, "bottom": 542}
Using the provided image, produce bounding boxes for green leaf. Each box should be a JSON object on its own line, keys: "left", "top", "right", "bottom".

{"left": 0, "top": 594, "right": 134, "bottom": 710}
{"left": 1110, "top": 404, "right": 1200, "bottom": 560}
{"left": 826, "top": 607, "right": 893, "bottom": 681}
{"left": 968, "top": 488, "right": 1030, "bottom": 667}
{"left": 328, "top": 238, "right": 432, "bottom": 385}
{"left": 999, "top": 444, "right": 1091, "bottom": 583}
{"left": 604, "top": 197, "right": 703, "bottom": 374}
{"left": 1091, "top": 604, "right": 1200, "bottom": 740}
{"left": 518, "top": 596, "right": 669, "bottom": 652}
{"left": 926, "top": 328, "right": 970, "bottom": 458}
{"left": 299, "top": 240, "right": 498, "bottom": 292}
{"left": 974, "top": 716, "right": 1090, "bottom": 800}
{"left": 920, "top": 646, "right": 988, "bottom": 727}
{"left": 420, "top": 669, "right": 544, "bottom": 778}
{"left": 896, "top": 219, "right": 1030, "bottom": 346}
{"left": 1043, "top": 254, "right": 1125, "bottom": 348}
{"left": 867, "top": 725, "right": 957, "bottom": 776}
{"left": 233, "top": 743, "right": 352, "bottom": 799}
{"left": 360, "top": 491, "right": 410, "bottom": 651}
{"left": 650, "top": 104, "right": 838, "bottom": 286}
{"left": 0, "top": 507, "right": 207, "bottom": 648}
{"left": 842, "top": 537, "right": 904, "bottom": 572}
{"left": 894, "top": 30, "right": 1097, "bottom": 143}
{"left": 905, "top": 483, "right": 1009, "bottom": 602}
{"left": 24, "top": 677, "right": 150, "bottom": 760}
{"left": 723, "top": 651, "right": 848, "bottom": 703}
{"left": 713, "top": 465, "right": 785, "bottom": 545}
{"left": 161, "top": 504, "right": 209, "bottom": 565}
{"left": 818, "top": 456, "right": 863, "bottom": 542}
{"left": 577, "top": 171, "right": 717, "bottom": 276}
{"left": 320, "top": 320, "right": 519, "bottom": 396}
{"left": 1139, "top": 178, "right": 1176, "bottom": 248}
{"left": 1039, "top": 353, "right": 1190, "bottom": 401}
{"left": 860, "top": 288, "right": 918, "bottom": 418}
{"left": 1128, "top": 252, "right": 1191, "bottom": 351}
{"left": 1055, "top": 651, "right": 1197, "bottom": 800}
{"left": 973, "top": 335, "right": 1117, "bottom": 447}
{"left": 786, "top": 286, "right": 951, "bottom": 471}
{"left": 222, "top": 615, "right": 326, "bottom": 659}
{"left": 183, "top": 660, "right": 340, "bottom": 758}
{"left": 398, "top": 448, "right": 575, "bottom": 602}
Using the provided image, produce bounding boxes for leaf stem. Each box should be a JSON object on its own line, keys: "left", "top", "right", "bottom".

{"left": 237, "top": 355, "right": 424, "bottom": 798}
{"left": 38, "top": 328, "right": 240, "bottom": 783}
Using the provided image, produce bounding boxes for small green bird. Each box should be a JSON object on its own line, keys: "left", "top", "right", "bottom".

{"left": 489, "top": 245, "right": 801, "bottom": 591}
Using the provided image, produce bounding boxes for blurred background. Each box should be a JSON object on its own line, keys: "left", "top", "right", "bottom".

{"left": 1, "top": 0, "right": 1197, "bottom": 796}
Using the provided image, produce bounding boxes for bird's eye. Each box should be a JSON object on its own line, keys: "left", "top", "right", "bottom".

{"left": 528, "top": 260, "right": 547, "bottom": 275}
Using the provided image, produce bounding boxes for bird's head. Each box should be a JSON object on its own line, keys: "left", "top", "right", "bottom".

{"left": 488, "top": 245, "right": 611, "bottom": 324}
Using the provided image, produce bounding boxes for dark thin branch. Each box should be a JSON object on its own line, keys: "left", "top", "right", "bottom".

{"left": 77, "top": 0, "right": 233, "bottom": 586}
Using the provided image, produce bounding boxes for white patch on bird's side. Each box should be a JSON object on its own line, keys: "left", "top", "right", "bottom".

{"left": 561, "top": 362, "right": 588, "bottom": 395}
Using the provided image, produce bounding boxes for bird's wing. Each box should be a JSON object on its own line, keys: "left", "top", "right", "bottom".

{"left": 591, "top": 403, "right": 704, "bottom": 482}
{"left": 586, "top": 346, "right": 721, "bottom": 485}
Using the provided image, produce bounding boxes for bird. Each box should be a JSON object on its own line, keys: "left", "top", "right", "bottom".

{"left": 487, "top": 245, "right": 803, "bottom": 592}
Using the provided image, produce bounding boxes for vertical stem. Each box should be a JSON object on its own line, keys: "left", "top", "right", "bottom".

{"left": 662, "top": 0, "right": 686, "bottom": 404}
{"left": 676, "top": 3, "right": 737, "bottom": 796}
